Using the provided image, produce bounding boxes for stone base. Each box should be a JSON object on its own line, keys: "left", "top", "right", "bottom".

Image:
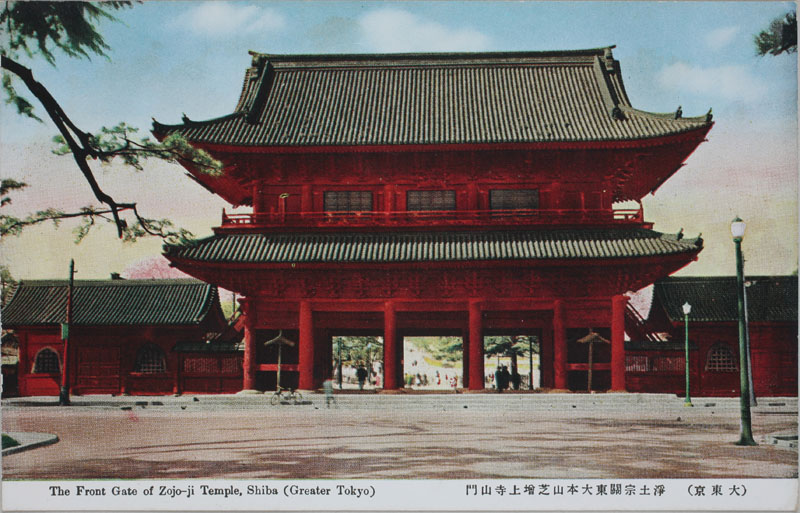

{"left": 236, "top": 389, "right": 264, "bottom": 395}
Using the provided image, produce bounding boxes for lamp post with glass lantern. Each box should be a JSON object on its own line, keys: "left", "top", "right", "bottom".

{"left": 731, "top": 216, "right": 756, "bottom": 446}
{"left": 682, "top": 302, "right": 692, "bottom": 407}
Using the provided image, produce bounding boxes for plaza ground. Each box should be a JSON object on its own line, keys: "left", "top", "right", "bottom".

{"left": 2, "top": 393, "right": 796, "bottom": 480}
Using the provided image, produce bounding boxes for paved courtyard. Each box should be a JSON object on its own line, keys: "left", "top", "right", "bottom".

{"left": 2, "top": 393, "right": 796, "bottom": 480}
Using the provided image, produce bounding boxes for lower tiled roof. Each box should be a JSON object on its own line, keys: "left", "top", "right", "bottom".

{"left": 165, "top": 228, "right": 701, "bottom": 264}
{"left": 653, "top": 276, "right": 798, "bottom": 323}
{"left": 3, "top": 279, "right": 222, "bottom": 327}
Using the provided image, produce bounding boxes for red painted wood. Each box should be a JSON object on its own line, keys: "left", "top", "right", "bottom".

{"left": 258, "top": 364, "right": 299, "bottom": 372}
{"left": 567, "top": 363, "right": 611, "bottom": 371}
{"left": 468, "top": 300, "right": 484, "bottom": 390}
{"left": 383, "top": 301, "right": 398, "bottom": 390}
{"left": 553, "top": 300, "right": 566, "bottom": 389}
{"left": 611, "top": 294, "right": 627, "bottom": 391}
{"left": 298, "top": 301, "right": 314, "bottom": 390}
{"left": 218, "top": 208, "right": 646, "bottom": 232}
{"left": 242, "top": 299, "right": 257, "bottom": 391}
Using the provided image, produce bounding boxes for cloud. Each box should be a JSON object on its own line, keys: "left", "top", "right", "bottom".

{"left": 705, "top": 26, "right": 739, "bottom": 50}
{"left": 657, "top": 62, "right": 767, "bottom": 102}
{"left": 178, "top": 2, "right": 285, "bottom": 37}
{"left": 358, "top": 8, "right": 490, "bottom": 52}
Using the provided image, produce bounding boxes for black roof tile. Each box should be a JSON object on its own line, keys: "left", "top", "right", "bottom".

{"left": 653, "top": 276, "right": 798, "bottom": 323}
{"left": 3, "top": 279, "right": 223, "bottom": 327}
{"left": 165, "top": 228, "right": 701, "bottom": 264}
{"left": 153, "top": 48, "right": 711, "bottom": 147}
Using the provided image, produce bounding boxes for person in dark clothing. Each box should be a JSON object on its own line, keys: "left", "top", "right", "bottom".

{"left": 356, "top": 365, "right": 368, "bottom": 390}
{"left": 510, "top": 370, "right": 521, "bottom": 390}
{"left": 500, "top": 365, "right": 511, "bottom": 391}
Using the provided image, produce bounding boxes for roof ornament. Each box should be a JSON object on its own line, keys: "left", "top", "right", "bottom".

{"left": 705, "top": 108, "right": 713, "bottom": 122}
{"left": 676, "top": 228, "right": 684, "bottom": 240}
{"left": 603, "top": 47, "right": 615, "bottom": 72}
{"left": 674, "top": 106, "right": 682, "bottom": 119}
{"left": 611, "top": 106, "right": 624, "bottom": 120}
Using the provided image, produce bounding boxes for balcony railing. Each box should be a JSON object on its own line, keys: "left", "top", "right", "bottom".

{"left": 218, "top": 208, "right": 646, "bottom": 231}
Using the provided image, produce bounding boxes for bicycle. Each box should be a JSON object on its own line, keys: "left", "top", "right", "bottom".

{"left": 270, "top": 386, "right": 303, "bottom": 406}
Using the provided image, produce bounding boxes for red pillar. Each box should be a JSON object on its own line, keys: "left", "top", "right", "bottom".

{"left": 241, "top": 299, "right": 258, "bottom": 392}
{"left": 553, "top": 299, "right": 567, "bottom": 390}
{"left": 468, "top": 299, "right": 484, "bottom": 390}
{"left": 611, "top": 294, "right": 627, "bottom": 392}
{"left": 383, "top": 300, "right": 398, "bottom": 390}
{"left": 298, "top": 301, "right": 314, "bottom": 390}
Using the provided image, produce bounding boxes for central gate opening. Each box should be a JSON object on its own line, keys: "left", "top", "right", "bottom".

{"left": 403, "top": 336, "right": 464, "bottom": 389}
{"left": 484, "top": 333, "right": 541, "bottom": 391}
{"left": 330, "top": 334, "right": 383, "bottom": 390}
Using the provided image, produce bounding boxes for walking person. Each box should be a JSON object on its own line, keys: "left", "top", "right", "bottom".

{"left": 323, "top": 378, "right": 337, "bottom": 408}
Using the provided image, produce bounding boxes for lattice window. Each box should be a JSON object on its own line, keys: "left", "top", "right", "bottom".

{"left": 323, "top": 191, "right": 373, "bottom": 211}
{"left": 220, "top": 356, "right": 242, "bottom": 374}
{"left": 625, "top": 355, "right": 648, "bottom": 372}
{"left": 705, "top": 344, "right": 738, "bottom": 372}
{"left": 183, "top": 356, "right": 217, "bottom": 374}
{"left": 407, "top": 190, "right": 456, "bottom": 211}
{"left": 134, "top": 344, "right": 166, "bottom": 374}
{"left": 651, "top": 356, "right": 684, "bottom": 372}
{"left": 33, "top": 348, "right": 60, "bottom": 374}
{"left": 490, "top": 189, "right": 539, "bottom": 210}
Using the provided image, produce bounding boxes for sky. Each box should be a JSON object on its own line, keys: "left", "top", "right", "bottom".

{"left": 1, "top": 1, "right": 797, "bottom": 289}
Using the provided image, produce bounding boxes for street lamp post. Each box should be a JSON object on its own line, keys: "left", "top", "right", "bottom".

{"left": 731, "top": 216, "right": 756, "bottom": 446}
{"left": 682, "top": 302, "right": 693, "bottom": 407}
{"left": 337, "top": 338, "right": 343, "bottom": 390}
{"left": 366, "top": 342, "right": 372, "bottom": 386}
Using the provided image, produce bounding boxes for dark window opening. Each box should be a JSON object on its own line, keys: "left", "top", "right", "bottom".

{"left": 33, "top": 348, "right": 60, "bottom": 374}
{"left": 407, "top": 190, "right": 456, "bottom": 211}
{"left": 324, "top": 191, "right": 373, "bottom": 212}
{"left": 134, "top": 344, "right": 167, "bottom": 374}
{"left": 490, "top": 189, "right": 539, "bottom": 210}
{"left": 705, "top": 344, "right": 737, "bottom": 372}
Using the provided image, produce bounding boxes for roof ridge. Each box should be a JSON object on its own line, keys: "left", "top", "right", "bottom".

{"left": 18, "top": 278, "right": 208, "bottom": 287}
{"left": 248, "top": 47, "right": 617, "bottom": 63}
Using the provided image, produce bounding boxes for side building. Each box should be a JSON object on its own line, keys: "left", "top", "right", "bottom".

{"left": 154, "top": 47, "right": 713, "bottom": 392}
{"left": 626, "top": 276, "right": 798, "bottom": 397}
{"left": 2, "top": 278, "right": 242, "bottom": 396}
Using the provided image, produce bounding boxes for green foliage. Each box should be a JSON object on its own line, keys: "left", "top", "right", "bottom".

{"left": 333, "top": 336, "right": 382, "bottom": 367}
{"left": 1, "top": 2, "right": 132, "bottom": 119}
{"left": 0, "top": 265, "right": 18, "bottom": 305}
{"left": 1, "top": 178, "right": 27, "bottom": 206}
{"left": 1, "top": 2, "right": 221, "bottom": 242}
{"left": 411, "top": 337, "right": 462, "bottom": 362}
{"left": 755, "top": 11, "right": 797, "bottom": 56}
{"left": 53, "top": 126, "right": 222, "bottom": 176}
{"left": 485, "top": 336, "right": 539, "bottom": 357}
{"left": 2, "top": 434, "right": 20, "bottom": 450}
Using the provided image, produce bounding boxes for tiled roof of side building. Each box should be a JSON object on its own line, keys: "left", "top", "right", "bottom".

{"left": 152, "top": 47, "right": 712, "bottom": 147}
{"left": 653, "top": 276, "right": 798, "bottom": 323}
{"left": 164, "top": 228, "right": 702, "bottom": 264}
{"left": 2, "top": 279, "right": 224, "bottom": 327}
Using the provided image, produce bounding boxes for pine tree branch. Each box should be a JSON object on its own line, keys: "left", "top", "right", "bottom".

{"left": 1, "top": 55, "right": 127, "bottom": 236}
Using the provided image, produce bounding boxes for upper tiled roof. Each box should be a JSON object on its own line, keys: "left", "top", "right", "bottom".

{"left": 153, "top": 48, "right": 712, "bottom": 147}
{"left": 164, "top": 228, "right": 702, "bottom": 264}
{"left": 2, "top": 279, "right": 223, "bottom": 327}
{"left": 653, "top": 276, "right": 798, "bottom": 323}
